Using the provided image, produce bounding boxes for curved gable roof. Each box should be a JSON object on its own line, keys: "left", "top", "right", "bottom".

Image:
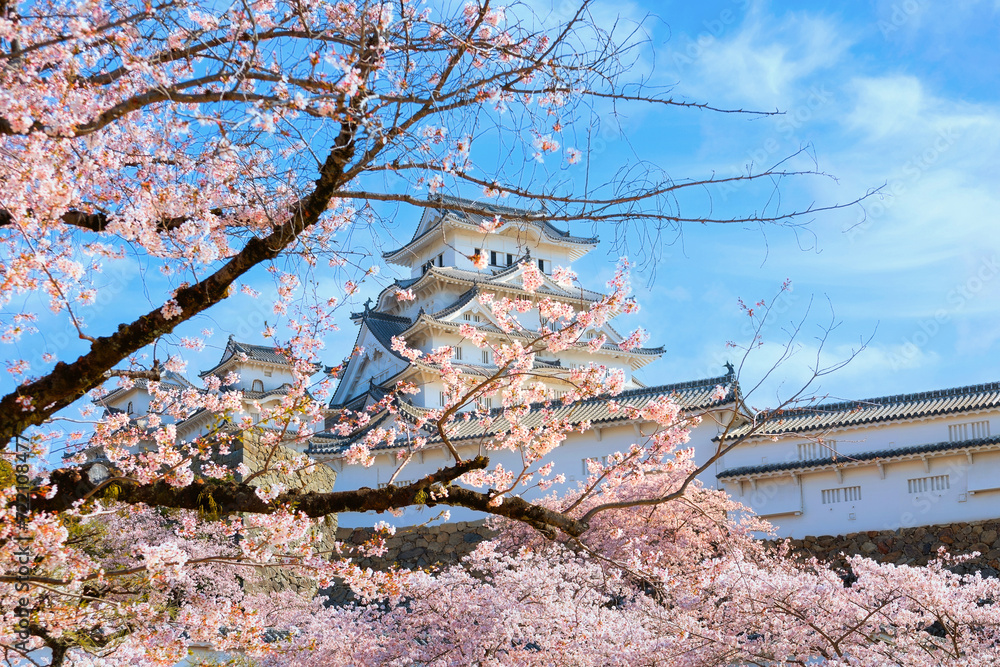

{"left": 382, "top": 196, "right": 599, "bottom": 264}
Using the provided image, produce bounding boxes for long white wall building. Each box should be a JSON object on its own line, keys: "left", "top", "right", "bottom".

{"left": 714, "top": 383, "right": 1000, "bottom": 538}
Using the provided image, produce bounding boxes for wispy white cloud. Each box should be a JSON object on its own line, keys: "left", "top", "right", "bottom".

{"left": 665, "top": 6, "right": 853, "bottom": 109}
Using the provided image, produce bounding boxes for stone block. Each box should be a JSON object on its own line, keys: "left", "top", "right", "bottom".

{"left": 399, "top": 547, "right": 426, "bottom": 560}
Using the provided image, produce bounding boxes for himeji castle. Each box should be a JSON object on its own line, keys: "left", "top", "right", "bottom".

{"left": 307, "top": 196, "right": 1000, "bottom": 535}
{"left": 89, "top": 195, "right": 1000, "bottom": 538}
{"left": 307, "top": 196, "right": 742, "bottom": 526}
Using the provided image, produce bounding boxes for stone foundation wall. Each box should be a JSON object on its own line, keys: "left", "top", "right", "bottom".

{"left": 232, "top": 434, "right": 340, "bottom": 595}
{"left": 318, "top": 519, "right": 1000, "bottom": 605}
{"left": 329, "top": 519, "right": 1000, "bottom": 579}
{"left": 782, "top": 520, "right": 1000, "bottom": 576}
{"left": 322, "top": 521, "right": 497, "bottom": 605}
{"left": 335, "top": 520, "right": 498, "bottom": 570}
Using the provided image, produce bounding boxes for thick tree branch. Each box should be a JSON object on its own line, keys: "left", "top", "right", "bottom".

{"left": 0, "top": 208, "right": 222, "bottom": 234}
{"left": 30, "top": 456, "right": 589, "bottom": 536}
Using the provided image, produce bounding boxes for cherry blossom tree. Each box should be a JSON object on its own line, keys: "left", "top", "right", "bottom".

{"left": 6, "top": 0, "right": 975, "bottom": 664}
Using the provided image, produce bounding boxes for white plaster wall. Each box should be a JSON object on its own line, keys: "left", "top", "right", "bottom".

{"left": 332, "top": 418, "right": 724, "bottom": 528}
{"left": 728, "top": 447, "right": 1000, "bottom": 538}
{"left": 445, "top": 227, "right": 579, "bottom": 275}
{"left": 103, "top": 389, "right": 151, "bottom": 416}
{"left": 224, "top": 364, "right": 296, "bottom": 392}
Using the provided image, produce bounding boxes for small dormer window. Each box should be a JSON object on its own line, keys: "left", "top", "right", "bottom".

{"left": 537, "top": 259, "right": 546, "bottom": 273}
{"left": 506, "top": 253, "right": 513, "bottom": 266}
{"left": 490, "top": 251, "right": 500, "bottom": 266}
{"left": 251, "top": 379, "right": 264, "bottom": 393}
{"left": 126, "top": 401, "right": 133, "bottom": 415}
{"left": 437, "top": 253, "right": 444, "bottom": 267}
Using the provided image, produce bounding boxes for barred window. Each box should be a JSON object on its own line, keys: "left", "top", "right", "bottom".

{"left": 949, "top": 420, "right": 990, "bottom": 442}
{"left": 821, "top": 486, "right": 861, "bottom": 504}
{"left": 798, "top": 440, "right": 836, "bottom": 461}
{"left": 908, "top": 475, "right": 950, "bottom": 494}
{"left": 583, "top": 455, "right": 609, "bottom": 475}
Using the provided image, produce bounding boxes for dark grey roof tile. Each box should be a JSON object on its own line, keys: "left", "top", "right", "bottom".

{"left": 718, "top": 435, "right": 1000, "bottom": 479}
{"left": 728, "top": 380, "right": 1000, "bottom": 438}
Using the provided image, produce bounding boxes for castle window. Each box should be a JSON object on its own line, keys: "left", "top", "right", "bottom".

{"left": 251, "top": 379, "right": 264, "bottom": 393}
{"left": 479, "top": 396, "right": 493, "bottom": 411}
{"left": 437, "top": 253, "right": 444, "bottom": 267}
{"left": 798, "top": 441, "right": 836, "bottom": 461}
{"left": 439, "top": 391, "right": 447, "bottom": 407}
{"left": 264, "top": 370, "right": 272, "bottom": 377}
{"left": 949, "top": 420, "right": 990, "bottom": 441}
{"left": 453, "top": 346, "right": 463, "bottom": 361}
{"left": 506, "top": 253, "right": 513, "bottom": 266}
{"left": 538, "top": 259, "right": 546, "bottom": 273}
{"left": 908, "top": 475, "right": 950, "bottom": 494}
{"left": 126, "top": 401, "right": 133, "bottom": 415}
{"left": 490, "top": 251, "right": 500, "bottom": 266}
{"left": 583, "top": 455, "right": 609, "bottom": 475}
{"left": 482, "top": 349, "right": 492, "bottom": 365}
{"left": 821, "top": 486, "right": 861, "bottom": 504}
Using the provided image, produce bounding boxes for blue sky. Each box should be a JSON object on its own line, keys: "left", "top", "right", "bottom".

{"left": 7, "top": 0, "right": 1000, "bottom": 439}
{"left": 563, "top": 0, "right": 1000, "bottom": 407}
{"left": 334, "top": 0, "right": 999, "bottom": 408}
